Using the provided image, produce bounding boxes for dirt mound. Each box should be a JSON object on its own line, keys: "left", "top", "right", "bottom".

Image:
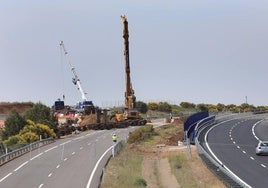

{"left": 0, "top": 102, "right": 34, "bottom": 114}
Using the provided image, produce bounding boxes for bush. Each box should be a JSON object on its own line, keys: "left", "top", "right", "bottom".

{"left": 20, "top": 120, "right": 56, "bottom": 139}
{"left": 3, "top": 135, "right": 26, "bottom": 147}
{"left": 128, "top": 125, "right": 154, "bottom": 144}
{"left": 168, "top": 154, "right": 184, "bottom": 169}
{"left": 20, "top": 132, "right": 39, "bottom": 143}
{"left": 134, "top": 178, "right": 147, "bottom": 187}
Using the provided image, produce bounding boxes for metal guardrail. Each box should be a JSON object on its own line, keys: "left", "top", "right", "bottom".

{"left": 0, "top": 137, "right": 55, "bottom": 166}
{"left": 195, "top": 119, "right": 248, "bottom": 188}
{"left": 88, "top": 140, "right": 124, "bottom": 188}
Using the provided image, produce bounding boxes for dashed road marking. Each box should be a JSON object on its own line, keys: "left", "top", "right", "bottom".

{"left": 56, "top": 165, "right": 60, "bottom": 169}
{"left": 38, "top": 184, "right": 44, "bottom": 188}
{"left": 242, "top": 150, "right": 246, "bottom": 154}
{"left": 31, "top": 152, "right": 43, "bottom": 160}
{"left": 80, "top": 147, "right": 83, "bottom": 150}
{"left": 261, "top": 164, "right": 266, "bottom": 168}
{"left": 45, "top": 146, "right": 58, "bottom": 153}
{"left": 64, "top": 158, "right": 68, "bottom": 161}
{"left": 72, "top": 152, "right": 75, "bottom": 155}
{"left": 14, "top": 161, "right": 29, "bottom": 172}
{"left": 250, "top": 157, "right": 255, "bottom": 160}
{"left": 48, "top": 173, "right": 52, "bottom": 177}
{"left": 0, "top": 173, "right": 12, "bottom": 183}
{"left": 60, "top": 140, "right": 71, "bottom": 146}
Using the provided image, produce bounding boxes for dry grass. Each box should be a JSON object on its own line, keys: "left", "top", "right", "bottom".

{"left": 168, "top": 147, "right": 226, "bottom": 188}
{"left": 100, "top": 123, "right": 226, "bottom": 188}
{"left": 100, "top": 143, "right": 145, "bottom": 188}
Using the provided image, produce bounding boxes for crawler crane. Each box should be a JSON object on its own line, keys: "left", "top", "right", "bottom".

{"left": 59, "top": 41, "right": 95, "bottom": 115}
{"left": 120, "top": 15, "right": 147, "bottom": 125}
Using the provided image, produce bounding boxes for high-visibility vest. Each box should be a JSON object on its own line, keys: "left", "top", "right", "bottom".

{"left": 112, "top": 135, "right": 117, "bottom": 141}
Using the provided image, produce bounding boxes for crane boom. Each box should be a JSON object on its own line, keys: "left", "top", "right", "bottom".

{"left": 60, "top": 41, "right": 87, "bottom": 102}
{"left": 121, "top": 15, "right": 136, "bottom": 110}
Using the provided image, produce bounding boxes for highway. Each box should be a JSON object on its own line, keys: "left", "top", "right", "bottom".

{"left": 206, "top": 114, "right": 268, "bottom": 187}
{"left": 0, "top": 127, "right": 135, "bottom": 188}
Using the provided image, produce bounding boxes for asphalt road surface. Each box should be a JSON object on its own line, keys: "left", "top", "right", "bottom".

{"left": 206, "top": 114, "right": 268, "bottom": 187}
{"left": 0, "top": 127, "right": 134, "bottom": 188}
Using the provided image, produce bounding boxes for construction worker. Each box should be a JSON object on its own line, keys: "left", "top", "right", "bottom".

{"left": 112, "top": 133, "right": 118, "bottom": 143}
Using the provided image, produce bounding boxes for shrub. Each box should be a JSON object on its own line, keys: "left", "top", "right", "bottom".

{"left": 128, "top": 125, "right": 154, "bottom": 144}
{"left": 20, "top": 132, "right": 39, "bottom": 143}
{"left": 3, "top": 135, "right": 26, "bottom": 147}
{"left": 134, "top": 178, "right": 147, "bottom": 187}
{"left": 20, "top": 120, "right": 56, "bottom": 139}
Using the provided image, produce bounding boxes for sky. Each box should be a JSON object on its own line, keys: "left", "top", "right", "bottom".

{"left": 1, "top": 0, "right": 268, "bottom": 108}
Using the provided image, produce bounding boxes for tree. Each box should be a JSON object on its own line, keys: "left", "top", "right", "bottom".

{"left": 180, "top": 102, "right": 196, "bottom": 109}
{"left": 158, "top": 102, "right": 172, "bottom": 113}
{"left": 1, "top": 110, "right": 26, "bottom": 140}
{"left": 196, "top": 103, "right": 209, "bottom": 111}
{"left": 136, "top": 101, "right": 148, "bottom": 114}
{"left": 216, "top": 103, "right": 226, "bottom": 112}
{"left": 20, "top": 120, "right": 56, "bottom": 140}
{"left": 147, "top": 102, "right": 159, "bottom": 111}
{"left": 24, "top": 102, "right": 58, "bottom": 131}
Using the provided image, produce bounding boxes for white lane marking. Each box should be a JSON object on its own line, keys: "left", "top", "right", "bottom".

{"left": 261, "top": 164, "right": 266, "bottom": 168}
{"left": 252, "top": 119, "right": 265, "bottom": 142}
{"left": 205, "top": 119, "right": 252, "bottom": 188}
{"left": 48, "top": 173, "right": 52, "bottom": 177}
{"left": 233, "top": 141, "right": 236, "bottom": 144}
{"left": 64, "top": 158, "right": 68, "bottom": 161}
{"left": 31, "top": 152, "right": 43, "bottom": 160}
{"left": 0, "top": 173, "right": 12, "bottom": 183}
{"left": 45, "top": 146, "right": 58, "bottom": 153}
{"left": 56, "top": 165, "right": 60, "bottom": 169}
{"left": 60, "top": 140, "right": 71, "bottom": 146}
{"left": 73, "top": 136, "right": 84, "bottom": 141}
{"left": 14, "top": 161, "right": 29, "bottom": 172}
{"left": 237, "top": 146, "right": 240, "bottom": 149}
{"left": 80, "top": 147, "right": 83, "bottom": 150}
{"left": 242, "top": 150, "right": 246, "bottom": 154}
{"left": 250, "top": 157, "right": 255, "bottom": 160}
{"left": 72, "top": 152, "right": 75, "bottom": 155}
{"left": 38, "top": 184, "right": 44, "bottom": 188}
{"left": 86, "top": 145, "right": 114, "bottom": 188}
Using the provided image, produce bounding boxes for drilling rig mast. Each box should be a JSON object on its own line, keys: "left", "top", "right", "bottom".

{"left": 121, "top": 15, "right": 136, "bottom": 110}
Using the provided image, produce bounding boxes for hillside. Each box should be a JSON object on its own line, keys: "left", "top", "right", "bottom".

{"left": 0, "top": 102, "right": 34, "bottom": 114}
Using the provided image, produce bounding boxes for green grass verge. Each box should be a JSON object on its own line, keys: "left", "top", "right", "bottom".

{"left": 100, "top": 143, "right": 145, "bottom": 188}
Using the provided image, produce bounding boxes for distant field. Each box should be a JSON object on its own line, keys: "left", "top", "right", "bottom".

{"left": 0, "top": 102, "right": 33, "bottom": 114}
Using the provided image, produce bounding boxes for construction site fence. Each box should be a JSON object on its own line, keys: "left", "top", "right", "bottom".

{"left": 0, "top": 137, "right": 55, "bottom": 166}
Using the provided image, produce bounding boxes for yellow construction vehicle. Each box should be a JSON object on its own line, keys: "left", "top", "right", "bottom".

{"left": 117, "top": 15, "right": 146, "bottom": 125}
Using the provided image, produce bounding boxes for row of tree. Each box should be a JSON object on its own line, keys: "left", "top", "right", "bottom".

{"left": 0, "top": 103, "right": 57, "bottom": 148}
{"left": 136, "top": 101, "right": 268, "bottom": 114}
